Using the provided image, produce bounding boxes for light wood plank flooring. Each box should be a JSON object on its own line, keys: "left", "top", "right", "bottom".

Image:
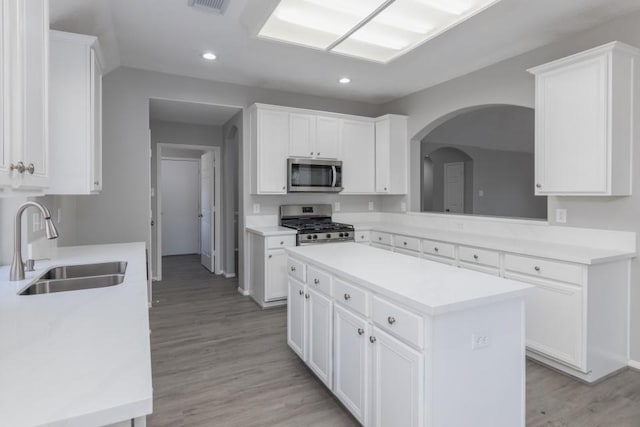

{"left": 148, "top": 255, "right": 640, "bottom": 427}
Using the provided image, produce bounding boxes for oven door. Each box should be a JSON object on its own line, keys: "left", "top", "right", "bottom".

{"left": 288, "top": 159, "right": 343, "bottom": 193}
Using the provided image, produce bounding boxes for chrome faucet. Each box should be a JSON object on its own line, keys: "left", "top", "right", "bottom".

{"left": 10, "top": 201, "right": 59, "bottom": 281}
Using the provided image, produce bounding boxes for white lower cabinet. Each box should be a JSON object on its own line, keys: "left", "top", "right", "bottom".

{"left": 307, "top": 287, "right": 333, "bottom": 388}
{"left": 334, "top": 305, "right": 369, "bottom": 425}
{"left": 265, "top": 249, "right": 288, "bottom": 301}
{"left": 287, "top": 278, "right": 306, "bottom": 359}
{"left": 370, "top": 327, "right": 423, "bottom": 427}
{"left": 248, "top": 231, "right": 296, "bottom": 307}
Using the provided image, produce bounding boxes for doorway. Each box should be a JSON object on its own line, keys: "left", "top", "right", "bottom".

{"left": 444, "top": 162, "right": 465, "bottom": 213}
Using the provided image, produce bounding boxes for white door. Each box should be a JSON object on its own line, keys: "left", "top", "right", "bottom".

{"left": 287, "top": 278, "right": 306, "bottom": 359}
{"left": 371, "top": 327, "right": 423, "bottom": 427}
{"left": 161, "top": 159, "right": 201, "bottom": 256}
{"left": 200, "top": 151, "right": 215, "bottom": 272}
{"left": 315, "top": 116, "right": 340, "bottom": 159}
{"left": 307, "top": 287, "right": 333, "bottom": 389}
{"left": 444, "top": 162, "right": 464, "bottom": 213}
{"left": 289, "top": 113, "right": 315, "bottom": 158}
{"left": 334, "top": 305, "right": 369, "bottom": 425}
{"left": 341, "top": 120, "right": 375, "bottom": 194}
{"left": 265, "top": 249, "right": 288, "bottom": 301}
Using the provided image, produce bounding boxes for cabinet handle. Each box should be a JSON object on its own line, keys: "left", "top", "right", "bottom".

{"left": 305, "top": 293, "right": 310, "bottom": 299}
{"left": 361, "top": 235, "right": 365, "bottom": 239}
{"left": 387, "top": 316, "right": 396, "bottom": 325}
{"left": 94, "top": 180, "right": 100, "bottom": 186}
{"left": 536, "top": 183, "right": 541, "bottom": 188}
{"left": 357, "top": 328, "right": 364, "bottom": 335}
{"left": 299, "top": 289, "right": 304, "bottom": 296}
{"left": 473, "top": 254, "right": 479, "bottom": 260}
{"left": 344, "top": 293, "right": 351, "bottom": 301}
{"left": 26, "top": 163, "right": 35, "bottom": 174}
{"left": 282, "top": 186, "right": 286, "bottom": 190}
{"left": 310, "top": 152, "right": 314, "bottom": 156}
{"left": 290, "top": 266, "right": 296, "bottom": 272}
{"left": 369, "top": 336, "right": 376, "bottom": 343}
{"left": 314, "top": 278, "right": 320, "bottom": 285}
{"left": 10, "top": 162, "right": 25, "bottom": 174}
{"left": 268, "top": 254, "right": 272, "bottom": 259}
{"left": 280, "top": 241, "right": 284, "bottom": 245}
{"left": 534, "top": 266, "right": 541, "bottom": 272}
{"left": 403, "top": 242, "right": 407, "bottom": 246}
{"left": 378, "top": 237, "right": 382, "bottom": 241}
{"left": 384, "top": 187, "right": 387, "bottom": 191}
{"left": 434, "top": 247, "right": 439, "bottom": 252}
{"left": 317, "top": 152, "right": 321, "bottom": 156}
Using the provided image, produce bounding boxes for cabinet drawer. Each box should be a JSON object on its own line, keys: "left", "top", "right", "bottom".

{"left": 393, "top": 235, "right": 421, "bottom": 252}
{"left": 422, "top": 239, "right": 455, "bottom": 259}
{"left": 355, "top": 230, "right": 370, "bottom": 243}
{"left": 504, "top": 254, "right": 583, "bottom": 285}
{"left": 458, "top": 246, "right": 500, "bottom": 268}
{"left": 287, "top": 258, "right": 306, "bottom": 282}
{"left": 371, "top": 231, "right": 392, "bottom": 246}
{"left": 307, "top": 266, "right": 332, "bottom": 295}
{"left": 267, "top": 235, "right": 296, "bottom": 249}
{"left": 372, "top": 296, "right": 424, "bottom": 349}
{"left": 333, "top": 278, "right": 369, "bottom": 317}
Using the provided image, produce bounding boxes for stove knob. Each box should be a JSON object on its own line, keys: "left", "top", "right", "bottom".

{"left": 313, "top": 234, "right": 318, "bottom": 240}
{"left": 339, "top": 233, "right": 344, "bottom": 238}
{"left": 307, "top": 235, "right": 312, "bottom": 240}
{"left": 344, "top": 232, "right": 349, "bottom": 238}
{"left": 326, "top": 234, "right": 331, "bottom": 239}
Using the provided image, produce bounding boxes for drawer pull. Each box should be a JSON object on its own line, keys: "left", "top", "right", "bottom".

{"left": 534, "top": 266, "right": 541, "bottom": 272}
{"left": 536, "top": 183, "right": 541, "bottom": 188}
{"left": 387, "top": 316, "right": 396, "bottom": 325}
{"left": 378, "top": 237, "right": 382, "bottom": 241}
{"left": 473, "top": 254, "right": 479, "bottom": 260}
{"left": 268, "top": 254, "right": 272, "bottom": 259}
{"left": 369, "top": 336, "right": 376, "bottom": 343}
{"left": 314, "top": 278, "right": 320, "bottom": 285}
{"left": 344, "top": 293, "right": 351, "bottom": 301}
{"left": 403, "top": 241, "right": 407, "bottom": 246}
{"left": 305, "top": 293, "right": 310, "bottom": 299}
{"left": 290, "top": 266, "right": 296, "bottom": 272}
{"left": 298, "top": 289, "right": 304, "bottom": 296}
{"left": 357, "top": 328, "right": 364, "bottom": 336}
{"left": 361, "top": 235, "right": 365, "bottom": 239}
{"left": 434, "top": 247, "right": 439, "bottom": 252}
{"left": 280, "top": 241, "right": 284, "bottom": 245}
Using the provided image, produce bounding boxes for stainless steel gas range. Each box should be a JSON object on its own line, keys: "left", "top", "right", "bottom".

{"left": 280, "top": 204, "right": 355, "bottom": 246}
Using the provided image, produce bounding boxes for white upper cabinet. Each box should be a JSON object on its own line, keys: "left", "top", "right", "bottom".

{"left": 48, "top": 30, "right": 103, "bottom": 195}
{"left": 315, "top": 116, "right": 340, "bottom": 159}
{"left": 250, "top": 106, "right": 289, "bottom": 194}
{"left": 375, "top": 115, "right": 407, "bottom": 194}
{"left": 289, "top": 113, "right": 315, "bottom": 158}
{"left": 341, "top": 119, "right": 375, "bottom": 194}
{"left": 0, "top": 0, "right": 49, "bottom": 195}
{"left": 529, "top": 42, "right": 638, "bottom": 196}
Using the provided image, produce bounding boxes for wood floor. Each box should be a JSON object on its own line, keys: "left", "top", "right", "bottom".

{"left": 148, "top": 255, "right": 640, "bottom": 427}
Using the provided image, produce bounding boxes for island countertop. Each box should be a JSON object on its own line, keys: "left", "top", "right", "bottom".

{"left": 286, "top": 242, "right": 532, "bottom": 316}
{"left": 0, "top": 242, "right": 152, "bottom": 427}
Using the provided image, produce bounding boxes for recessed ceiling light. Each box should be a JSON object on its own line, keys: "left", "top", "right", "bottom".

{"left": 339, "top": 77, "right": 351, "bottom": 84}
{"left": 202, "top": 52, "right": 217, "bottom": 61}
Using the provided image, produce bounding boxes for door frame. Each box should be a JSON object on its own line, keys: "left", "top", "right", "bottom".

{"left": 156, "top": 143, "right": 221, "bottom": 280}
{"left": 443, "top": 161, "right": 465, "bottom": 214}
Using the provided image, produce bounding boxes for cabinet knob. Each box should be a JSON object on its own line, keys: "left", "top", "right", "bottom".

{"left": 299, "top": 289, "right": 304, "bottom": 296}
{"left": 10, "top": 162, "right": 25, "bottom": 174}
{"left": 387, "top": 316, "right": 396, "bottom": 325}
{"left": 534, "top": 266, "right": 541, "bottom": 272}
{"left": 310, "top": 152, "right": 314, "bottom": 155}
{"left": 378, "top": 237, "right": 382, "bottom": 241}
{"left": 369, "top": 336, "right": 376, "bottom": 343}
{"left": 26, "top": 163, "right": 35, "bottom": 175}
{"left": 317, "top": 152, "right": 321, "bottom": 156}
{"left": 361, "top": 235, "right": 365, "bottom": 239}
{"left": 384, "top": 187, "right": 387, "bottom": 191}
{"left": 305, "top": 293, "right": 310, "bottom": 299}
{"left": 357, "top": 328, "right": 364, "bottom": 336}
{"left": 282, "top": 186, "right": 286, "bottom": 190}
{"left": 344, "top": 293, "right": 351, "bottom": 301}
{"left": 268, "top": 254, "right": 272, "bottom": 259}
{"left": 434, "top": 247, "right": 439, "bottom": 252}
{"left": 314, "top": 278, "right": 320, "bottom": 285}
{"left": 536, "top": 183, "right": 541, "bottom": 188}
{"left": 290, "top": 266, "right": 296, "bottom": 272}
{"left": 94, "top": 180, "right": 100, "bottom": 186}
{"left": 473, "top": 254, "right": 479, "bottom": 260}
{"left": 280, "top": 241, "right": 284, "bottom": 245}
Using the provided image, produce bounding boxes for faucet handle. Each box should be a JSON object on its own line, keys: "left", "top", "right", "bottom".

{"left": 25, "top": 259, "right": 35, "bottom": 272}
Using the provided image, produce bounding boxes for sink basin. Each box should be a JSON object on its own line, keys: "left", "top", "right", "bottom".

{"left": 19, "top": 261, "right": 128, "bottom": 295}
{"left": 36, "top": 261, "right": 128, "bottom": 280}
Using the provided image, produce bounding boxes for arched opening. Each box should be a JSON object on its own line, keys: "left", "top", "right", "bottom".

{"left": 418, "top": 104, "right": 546, "bottom": 220}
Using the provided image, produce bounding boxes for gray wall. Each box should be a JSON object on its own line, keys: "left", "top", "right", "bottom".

{"left": 222, "top": 111, "right": 242, "bottom": 277}
{"left": 381, "top": 10, "right": 640, "bottom": 360}
{"left": 421, "top": 146, "right": 473, "bottom": 214}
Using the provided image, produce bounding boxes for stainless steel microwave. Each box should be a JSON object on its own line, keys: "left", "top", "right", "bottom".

{"left": 287, "top": 158, "right": 343, "bottom": 193}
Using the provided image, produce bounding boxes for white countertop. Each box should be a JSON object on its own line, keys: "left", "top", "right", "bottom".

{"left": 353, "top": 222, "right": 635, "bottom": 265}
{"left": 0, "top": 242, "right": 152, "bottom": 427}
{"left": 286, "top": 243, "right": 532, "bottom": 316}
{"left": 246, "top": 225, "right": 297, "bottom": 237}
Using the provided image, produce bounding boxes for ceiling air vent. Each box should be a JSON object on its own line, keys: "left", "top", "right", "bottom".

{"left": 188, "top": 0, "right": 230, "bottom": 14}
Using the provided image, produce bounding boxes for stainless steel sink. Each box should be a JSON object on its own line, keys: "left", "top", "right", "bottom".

{"left": 19, "top": 261, "right": 128, "bottom": 295}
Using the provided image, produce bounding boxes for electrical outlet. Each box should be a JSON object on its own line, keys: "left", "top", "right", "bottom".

{"left": 472, "top": 333, "right": 490, "bottom": 350}
{"left": 32, "top": 213, "right": 40, "bottom": 232}
{"left": 400, "top": 202, "right": 407, "bottom": 212}
{"left": 252, "top": 203, "right": 260, "bottom": 214}
{"left": 334, "top": 202, "right": 341, "bottom": 212}
{"left": 555, "top": 208, "right": 567, "bottom": 224}
{"left": 368, "top": 201, "right": 374, "bottom": 211}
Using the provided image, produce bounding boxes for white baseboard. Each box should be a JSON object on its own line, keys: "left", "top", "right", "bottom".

{"left": 152, "top": 276, "right": 159, "bottom": 282}
{"left": 224, "top": 272, "right": 236, "bottom": 279}
{"left": 629, "top": 359, "right": 640, "bottom": 370}
{"left": 237, "top": 287, "right": 250, "bottom": 296}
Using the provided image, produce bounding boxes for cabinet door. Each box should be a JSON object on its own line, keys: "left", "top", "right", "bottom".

{"left": 341, "top": 119, "right": 375, "bottom": 194}
{"left": 371, "top": 327, "right": 423, "bottom": 427}
{"left": 257, "top": 109, "right": 288, "bottom": 193}
{"left": 315, "top": 116, "right": 340, "bottom": 159}
{"left": 334, "top": 305, "right": 368, "bottom": 425}
{"left": 508, "top": 273, "right": 585, "bottom": 370}
{"left": 375, "top": 119, "right": 390, "bottom": 193}
{"left": 0, "top": 0, "right": 10, "bottom": 187}
{"left": 14, "top": 0, "right": 48, "bottom": 189}
{"left": 287, "top": 278, "right": 306, "bottom": 360}
{"left": 265, "top": 249, "right": 288, "bottom": 301}
{"left": 90, "top": 47, "right": 102, "bottom": 192}
{"left": 535, "top": 56, "right": 608, "bottom": 194}
{"left": 307, "top": 287, "right": 333, "bottom": 388}
{"left": 289, "top": 113, "right": 315, "bottom": 158}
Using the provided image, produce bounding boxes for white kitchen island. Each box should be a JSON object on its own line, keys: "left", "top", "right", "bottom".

{"left": 286, "top": 243, "right": 532, "bottom": 427}
{"left": 0, "top": 243, "right": 152, "bottom": 427}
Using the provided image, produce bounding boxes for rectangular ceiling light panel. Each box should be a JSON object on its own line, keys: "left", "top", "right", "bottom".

{"left": 258, "top": 0, "right": 502, "bottom": 62}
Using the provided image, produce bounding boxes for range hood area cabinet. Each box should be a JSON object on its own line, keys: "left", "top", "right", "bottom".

{"left": 529, "top": 41, "right": 638, "bottom": 196}
{"left": 47, "top": 30, "right": 103, "bottom": 195}
{"left": 249, "top": 103, "right": 408, "bottom": 195}
{"left": 0, "top": 0, "right": 50, "bottom": 195}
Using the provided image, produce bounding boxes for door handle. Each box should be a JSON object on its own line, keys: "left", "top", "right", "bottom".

{"left": 198, "top": 214, "right": 203, "bottom": 218}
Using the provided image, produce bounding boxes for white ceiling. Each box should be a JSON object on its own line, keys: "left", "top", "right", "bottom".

{"left": 149, "top": 99, "right": 241, "bottom": 126}
{"left": 50, "top": 0, "right": 640, "bottom": 104}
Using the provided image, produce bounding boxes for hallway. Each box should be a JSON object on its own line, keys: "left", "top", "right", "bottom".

{"left": 148, "top": 256, "right": 640, "bottom": 427}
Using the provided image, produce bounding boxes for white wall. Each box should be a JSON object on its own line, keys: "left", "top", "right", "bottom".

{"left": 381, "top": 10, "right": 640, "bottom": 361}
